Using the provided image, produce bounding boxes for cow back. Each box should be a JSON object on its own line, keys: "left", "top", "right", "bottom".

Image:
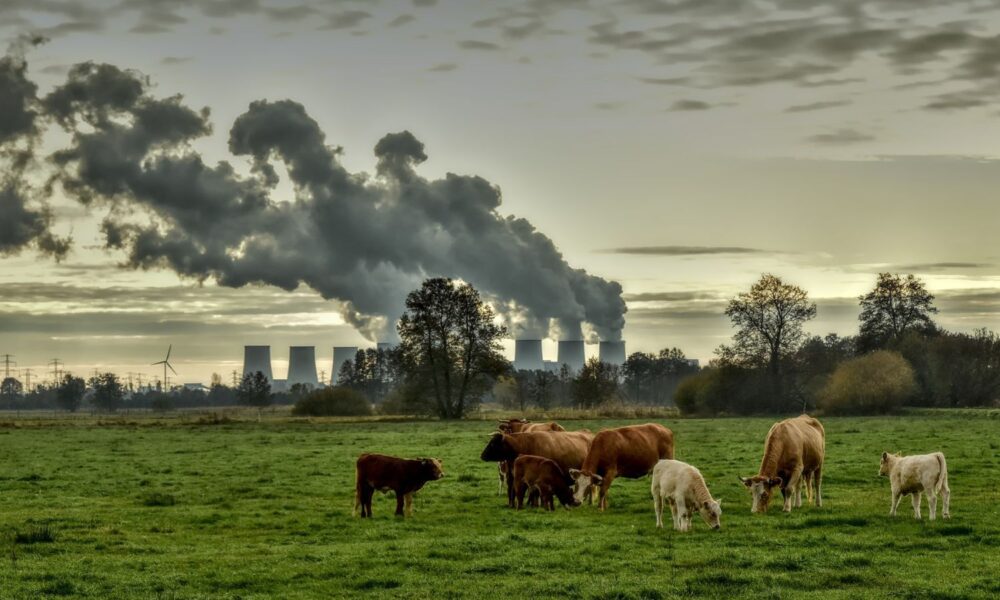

{"left": 506, "top": 431, "right": 593, "bottom": 472}
{"left": 583, "top": 423, "right": 674, "bottom": 478}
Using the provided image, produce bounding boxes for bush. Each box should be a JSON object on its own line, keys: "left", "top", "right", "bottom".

{"left": 819, "top": 351, "right": 916, "bottom": 415}
{"left": 292, "top": 387, "right": 372, "bottom": 417}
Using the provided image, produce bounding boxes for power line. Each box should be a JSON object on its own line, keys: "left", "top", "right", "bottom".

{"left": 1, "top": 354, "right": 15, "bottom": 379}
{"left": 48, "top": 358, "right": 62, "bottom": 385}
{"left": 22, "top": 368, "right": 34, "bottom": 391}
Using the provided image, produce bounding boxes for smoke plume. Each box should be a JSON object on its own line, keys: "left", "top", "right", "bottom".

{"left": 1, "top": 53, "right": 626, "bottom": 341}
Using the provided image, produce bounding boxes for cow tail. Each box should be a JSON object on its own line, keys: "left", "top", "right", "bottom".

{"left": 934, "top": 453, "right": 949, "bottom": 494}
{"left": 353, "top": 463, "right": 361, "bottom": 517}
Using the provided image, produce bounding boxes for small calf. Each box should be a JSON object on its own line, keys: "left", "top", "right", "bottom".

{"left": 879, "top": 451, "right": 950, "bottom": 520}
{"left": 651, "top": 459, "right": 722, "bottom": 531}
{"left": 354, "top": 453, "right": 444, "bottom": 518}
{"left": 512, "top": 455, "right": 580, "bottom": 511}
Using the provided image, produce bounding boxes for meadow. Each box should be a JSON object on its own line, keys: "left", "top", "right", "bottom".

{"left": 1, "top": 412, "right": 998, "bottom": 599}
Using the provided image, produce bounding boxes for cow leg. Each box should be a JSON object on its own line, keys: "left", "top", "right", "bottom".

{"left": 890, "top": 489, "right": 902, "bottom": 517}
{"left": 941, "top": 486, "right": 951, "bottom": 519}
{"left": 395, "top": 492, "right": 406, "bottom": 516}
{"left": 506, "top": 461, "right": 516, "bottom": 507}
{"left": 673, "top": 497, "right": 687, "bottom": 531}
{"left": 911, "top": 492, "right": 922, "bottom": 519}
{"left": 404, "top": 493, "right": 415, "bottom": 517}
{"left": 361, "top": 485, "right": 375, "bottom": 518}
{"left": 497, "top": 466, "right": 504, "bottom": 496}
{"left": 653, "top": 492, "right": 663, "bottom": 528}
{"left": 927, "top": 490, "right": 937, "bottom": 521}
{"left": 515, "top": 481, "right": 527, "bottom": 509}
{"left": 598, "top": 472, "right": 615, "bottom": 512}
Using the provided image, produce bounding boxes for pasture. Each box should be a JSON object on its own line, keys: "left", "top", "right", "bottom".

{"left": 1, "top": 413, "right": 998, "bottom": 599}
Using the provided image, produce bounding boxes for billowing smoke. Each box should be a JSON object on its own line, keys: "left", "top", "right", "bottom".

{"left": 2, "top": 52, "right": 626, "bottom": 342}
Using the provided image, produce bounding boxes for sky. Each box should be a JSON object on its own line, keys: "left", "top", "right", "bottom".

{"left": 1, "top": 0, "right": 999, "bottom": 385}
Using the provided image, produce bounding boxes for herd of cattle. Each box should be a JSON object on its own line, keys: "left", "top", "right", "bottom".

{"left": 353, "top": 414, "right": 952, "bottom": 530}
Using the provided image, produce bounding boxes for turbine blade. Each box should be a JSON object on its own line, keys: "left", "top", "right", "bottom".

{"left": 152, "top": 361, "right": 165, "bottom": 366}
{"left": 166, "top": 345, "right": 172, "bottom": 361}
{"left": 168, "top": 363, "right": 177, "bottom": 375}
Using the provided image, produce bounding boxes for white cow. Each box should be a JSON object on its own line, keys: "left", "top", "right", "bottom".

{"left": 650, "top": 459, "right": 722, "bottom": 531}
{"left": 879, "top": 451, "right": 951, "bottom": 520}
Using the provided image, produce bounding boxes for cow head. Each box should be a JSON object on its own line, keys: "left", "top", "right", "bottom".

{"left": 420, "top": 458, "right": 444, "bottom": 481}
{"left": 480, "top": 432, "right": 514, "bottom": 462}
{"left": 699, "top": 499, "right": 722, "bottom": 530}
{"left": 879, "top": 451, "right": 898, "bottom": 477}
{"left": 739, "top": 475, "right": 782, "bottom": 513}
{"left": 568, "top": 469, "right": 603, "bottom": 504}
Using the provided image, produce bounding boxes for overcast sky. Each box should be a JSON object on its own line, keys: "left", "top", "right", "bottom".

{"left": 1, "top": 0, "right": 999, "bottom": 384}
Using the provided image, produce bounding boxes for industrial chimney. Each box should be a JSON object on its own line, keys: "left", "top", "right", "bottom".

{"left": 599, "top": 341, "right": 626, "bottom": 366}
{"left": 287, "top": 346, "right": 319, "bottom": 388}
{"left": 332, "top": 346, "right": 359, "bottom": 384}
{"left": 242, "top": 346, "right": 273, "bottom": 381}
{"left": 514, "top": 339, "right": 544, "bottom": 371}
{"left": 557, "top": 340, "right": 586, "bottom": 374}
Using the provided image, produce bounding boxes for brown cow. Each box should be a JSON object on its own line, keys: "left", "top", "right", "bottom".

{"left": 568, "top": 423, "right": 674, "bottom": 511}
{"left": 512, "top": 455, "right": 580, "bottom": 510}
{"left": 480, "top": 430, "right": 594, "bottom": 507}
{"left": 354, "top": 453, "right": 444, "bottom": 518}
{"left": 739, "top": 414, "right": 825, "bottom": 513}
{"left": 497, "top": 418, "right": 566, "bottom": 433}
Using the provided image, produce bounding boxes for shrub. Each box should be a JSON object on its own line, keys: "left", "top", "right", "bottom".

{"left": 292, "top": 387, "right": 372, "bottom": 417}
{"left": 819, "top": 351, "right": 916, "bottom": 415}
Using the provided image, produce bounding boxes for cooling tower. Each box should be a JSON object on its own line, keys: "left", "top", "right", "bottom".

{"left": 514, "top": 339, "right": 544, "bottom": 371}
{"left": 557, "top": 340, "right": 586, "bottom": 373}
{"left": 599, "top": 341, "right": 626, "bottom": 366}
{"left": 287, "top": 346, "right": 319, "bottom": 388}
{"left": 332, "top": 346, "right": 359, "bottom": 384}
{"left": 242, "top": 346, "right": 273, "bottom": 381}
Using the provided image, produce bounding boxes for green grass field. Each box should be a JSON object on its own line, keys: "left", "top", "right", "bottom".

{"left": 1, "top": 413, "right": 999, "bottom": 599}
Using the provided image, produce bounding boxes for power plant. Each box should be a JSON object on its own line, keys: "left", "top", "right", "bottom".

{"left": 598, "top": 341, "right": 626, "bottom": 366}
{"left": 557, "top": 340, "right": 586, "bottom": 373}
{"left": 287, "top": 346, "right": 319, "bottom": 388}
{"left": 242, "top": 346, "right": 273, "bottom": 381}
{"left": 332, "top": 346, "right": 358, "bottom": 384}
{"left": 513, "top": 339, "right": 544, "bottom": 371}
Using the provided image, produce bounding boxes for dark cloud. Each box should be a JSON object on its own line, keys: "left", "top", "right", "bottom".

{"left": 892, "top": 262, "right": 993, "bottom": 272}
{"left": 427, "top": 63, "right": 458, "bottom": 72}
{"left": 598, "top": 246, "right": 767, "bottom": 256}
{"left": 805, "top": 128, "right": 875, "bottom": 145}
{"left": 1, "top": 56, "right": 627, "bottom": 344}
{"left": 322, "top": 10, "right": 372, "bottom": 30}
{"left": 160, "top": 56, "right": 192, "bottom": 65}
{"left": 667, "top": 99, "right": 712, "bottom": 111}
{"left": 784, "top": 100, "right": 851, "bottom": 113}
{"left": 637, "top": 76, "right": 690, "bottom": 86}
{"left": 458, "top": 40, "right": 501, "bottom": 51}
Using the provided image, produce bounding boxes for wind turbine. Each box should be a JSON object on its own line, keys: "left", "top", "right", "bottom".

{"left": 152, "top": 345, "right": 177, "bottom": 391}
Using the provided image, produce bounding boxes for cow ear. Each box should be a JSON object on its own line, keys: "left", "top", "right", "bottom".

{"left": 591, "top": 474, "right": 603, "bottom": 485}
{"left": 768, "top": 477, "right": 783, "bottom": 488}
{"left": 703, "top": 501, "right": 710, "bottom": 509}
{"left": 738, "top": 476, "right": 752, "bottom": 488}
{"left": 568, "top": 469, "right": 581, "bottom": 478}
{"left": 881, "top": 451, "right": 888, "bottom": 460}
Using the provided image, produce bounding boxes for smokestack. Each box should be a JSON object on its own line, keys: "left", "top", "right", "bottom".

{"left": 242, "top": 346, "right": 273, "bottom": 381}
{"left": 332, "top": 346, "right": 358, "bottom": 384}
{"left": 557, "top": 340, "right": 585, "bottom": 374}
{"left": 514, "top": 339, "right": 544, "bottom": 371}
{"left": 599, "top": 341, "right": 626, "bottom": 366}
{"left": 287, "top": 346, "right": 319, "bottom": 388}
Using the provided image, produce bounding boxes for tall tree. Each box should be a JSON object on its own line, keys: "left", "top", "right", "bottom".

{"left": 723, "top": 274, "right": 817, "bottom": 376}
{"left": 858, "top": 273, "right": 937, "bottom": 351}
{"left": 237, "top": 371, "right": 272, "bottom": 410}
{"left": 397, "top": 278, "right": 510, "bottom": 419}
{"left": 56, "top": 373, "right": 86, "bottom": 412}
{"left": 89, "top": 372, "right": 125, "bottom": 412}
{"left": 1, "top": 377, "right": 23, "bottom": 407}
{"left": 571, "top": 358, "right": 621, "bottom": 409}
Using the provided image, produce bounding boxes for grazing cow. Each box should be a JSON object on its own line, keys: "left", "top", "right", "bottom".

{"left": 480, "top": 430, "right": 594, "bottom": 507}
{"left": 650, "top": 459, "right": 722, "bottom": 531}
{"left": 739, "top": 414, "right": 825, "bottom": 513}
{"left": 497, "top": 418, "right": 566, "bottom": 433}
{"left": 879, "top": 451, "right": 951, "bottom": 520}
{"left": 354, "top": 453, "right": 444, "bottom": 518}
{"left": 512, "top": 455, "right": 580, "bottom": 510}
{"left": 568, "top": 423, "right": 675, "bottom": 511}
